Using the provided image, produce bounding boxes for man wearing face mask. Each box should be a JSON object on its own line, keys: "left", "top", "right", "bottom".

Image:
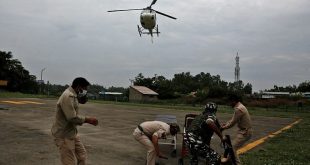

{"left": 51, "top": 77, "right": 98, "bottom": 165}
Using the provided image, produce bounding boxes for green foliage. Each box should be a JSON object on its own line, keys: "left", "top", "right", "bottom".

{"left": 267, "top": 81, "right": 310, "bottom": 93}
{"left": 0, "top": 51, "right": 38, "bottom": 93}
{"left": 132, "top": 72, "right": 252, "bottom": 102}
{"left": 241, "top": 117, "right": 310, "bottom": 164}
{"left": 298, "top": 81, "right": 310, "bottom": 92}
{"left": 47, "top": 84, "right": 69, "bottom": 96}
{"left": 88, "top": 84, "right": 106, "bottom": 95}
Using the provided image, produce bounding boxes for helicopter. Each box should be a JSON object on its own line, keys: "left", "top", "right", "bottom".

{"left": 107, "top": 0, "right": 176, "bottom": 39}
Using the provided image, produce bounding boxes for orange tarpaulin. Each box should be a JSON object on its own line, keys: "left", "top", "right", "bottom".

{"left": 0, "top": 80, "right": 8, "bottom": 86}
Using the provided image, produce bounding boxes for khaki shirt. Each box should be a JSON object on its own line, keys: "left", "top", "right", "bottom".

{"left": 224, "top": 102, "right": 252, "bottom": 134}
{"left": 51, "top": 87, "right": 85, "bottom": 138}
{"left": 140, "top": 121, "right": 170, "bottom": 139}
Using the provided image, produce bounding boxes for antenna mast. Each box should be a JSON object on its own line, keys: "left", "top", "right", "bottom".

{"left": 234, "top": 52, "right": 240, "bottom": 82}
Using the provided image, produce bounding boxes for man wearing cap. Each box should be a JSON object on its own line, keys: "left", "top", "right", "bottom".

{"left": 133, "top": 121, "right": 180, "bottom": 165}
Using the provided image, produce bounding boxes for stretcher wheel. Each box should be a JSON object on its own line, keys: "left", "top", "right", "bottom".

{"left": 178, "top": 158, "right": 184, "bottom": 165}
{"left": 170, "top": 149, "right": 176, "bottom": 157}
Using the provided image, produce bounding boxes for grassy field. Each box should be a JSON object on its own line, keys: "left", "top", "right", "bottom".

{"left": 239, "top": 107, "right": 310, "bottom": 164}
{"left": 1, "top": 92, "right": 309, "bottom": 163}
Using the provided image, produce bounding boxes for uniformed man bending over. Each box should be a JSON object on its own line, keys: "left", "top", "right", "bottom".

{"left": 133, "top": 121, "right": 180, "bottom": 165}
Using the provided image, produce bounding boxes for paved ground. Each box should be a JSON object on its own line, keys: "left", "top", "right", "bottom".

{"left": 0, "top": 98, "right": 294, "bottom": 165}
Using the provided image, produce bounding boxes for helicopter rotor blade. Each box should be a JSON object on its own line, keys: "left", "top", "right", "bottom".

{"left": 107, "top": 8, "right": 143, "bottom": 12}
{"left": 153, "top": 9, "right": 177, "bottom": 19}
{"left": 149, "top": 0, "right": 157, "bottom": 7}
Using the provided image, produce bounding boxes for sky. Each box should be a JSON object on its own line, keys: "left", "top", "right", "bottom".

{"left": 0, "top": 0, "right": 309, "bottom": 92}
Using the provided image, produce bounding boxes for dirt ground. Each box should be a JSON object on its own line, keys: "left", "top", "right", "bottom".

{"left": 0, "top": 98, "right": 294, "bottom": 165}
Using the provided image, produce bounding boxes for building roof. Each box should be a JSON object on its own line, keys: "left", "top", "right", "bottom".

{"left": 262, "top": 92, "right": 290, "bottom": 95}
{"left": 99, "top": 91, "right": 123, "bottom": 95}
{"left": 130, "top": 86, "right": 158, "bottom": 95}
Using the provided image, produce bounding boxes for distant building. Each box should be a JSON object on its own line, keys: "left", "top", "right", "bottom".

{"left": 302, "top": 92, "right": 310, "bottom": 98}
{"left": 129, "top": 86, "right": 158, "bottom": 102}
{"left": 261, "top": 92, "right": 310, "bottom": 99}
{"left": 99, "top": 91, "right": 123, "bottom": 101}
{"left": 261, "top": 92, "right": 290, "bottom": 98}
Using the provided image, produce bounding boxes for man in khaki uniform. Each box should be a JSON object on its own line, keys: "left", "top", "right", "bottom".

{"left": 51, "top": 77, "right": 98, "bottom": 165}
{"left": 221, "top": 94, "right": 252, "bottom": 165}
{"left": 133, "top": 121, "right": 180, "bottom": 165}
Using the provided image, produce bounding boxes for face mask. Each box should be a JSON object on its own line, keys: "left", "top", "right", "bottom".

{"left": 77, "top": 89, "right": 88, "bottom": 104}
{"left": 78, "top": 90, "right": 87, "bottom": 97}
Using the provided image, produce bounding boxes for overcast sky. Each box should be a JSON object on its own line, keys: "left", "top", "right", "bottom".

{"left": 0, "top": 0, "right": 309, "bottom": 92}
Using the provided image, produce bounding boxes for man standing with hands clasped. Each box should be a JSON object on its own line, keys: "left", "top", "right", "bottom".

{"left": 51, "top": 77, "right": 98, "bottom": 165}
{"left": 221, "top": 93, "right": 253, "bottom": 165}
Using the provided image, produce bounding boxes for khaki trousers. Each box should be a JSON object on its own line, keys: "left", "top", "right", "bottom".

{"left": 232, "top": 130, "right": 252, "bottom": 165}
{"left": 54, "top": 136, "right": 87, "bottom": 165}
{"left": 133, "top": 128, "right": 156, "bottom": 165}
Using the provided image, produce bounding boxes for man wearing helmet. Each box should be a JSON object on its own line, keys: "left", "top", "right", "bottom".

{"left": 186, "top": 102, "right": 224, "bottom": 165}
{"left": 132, "top": 121, "right": 180, "bottom": 165}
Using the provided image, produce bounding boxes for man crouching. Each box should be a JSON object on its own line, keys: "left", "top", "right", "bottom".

{"left": 133, "top": 121, "right": 180, "bottom": 165}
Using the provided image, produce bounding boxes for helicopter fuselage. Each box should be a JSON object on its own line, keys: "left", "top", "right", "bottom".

{"left": 140, "top": 9, "right": 156, "bottom": 30}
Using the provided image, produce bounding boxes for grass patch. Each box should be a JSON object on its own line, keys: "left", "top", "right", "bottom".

{"left": 241, "top": 116, "right": 310, "bottom": 164}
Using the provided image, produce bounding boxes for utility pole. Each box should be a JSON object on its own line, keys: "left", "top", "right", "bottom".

{"left": 41, "top": 68, "right": 46, "bottom": 82}
{"left": 129, "top": 79, "right": 134, "bottom": 86}
{"left": 40, "top": 68, "right": 46, "bottom": 94}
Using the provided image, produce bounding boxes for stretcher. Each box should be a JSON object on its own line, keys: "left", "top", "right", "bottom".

{"left": 178, "top": 114, "right": 198, "bottom": 165}
{"left": 155, "top": 114, "right": 178, "bottom": 157}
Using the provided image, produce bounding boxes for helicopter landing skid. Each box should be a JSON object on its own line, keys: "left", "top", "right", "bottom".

{"left": 137, "top": 25, "right": 160, "bottom": 37}
{"left": 155, "top": 25, "right": 159, "bottom": 37}
{"left": 137, "top": 25, "right": 142, "bottom": 37}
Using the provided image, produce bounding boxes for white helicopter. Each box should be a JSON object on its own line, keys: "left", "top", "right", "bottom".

{"left": 108, "top": 0, "right": 176, "bottom": 39}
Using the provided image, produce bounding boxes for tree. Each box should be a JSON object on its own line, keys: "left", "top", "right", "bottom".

{"left": 133, "top": 73, "right": 154, "bottom": 89}
{"left": 298, "top": 81, "right": 310, "bottom": 92}
{"left": 243, "top": 83, "right": 252, "bottom": 94}
{"left": 0, "top": 50, "right": 38, "bottom": 93}
{"left": 172, "top": 72, "right": 195, "bottom": 94}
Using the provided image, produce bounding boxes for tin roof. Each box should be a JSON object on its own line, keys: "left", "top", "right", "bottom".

{"left": 130, "top": 86, "right": 158, "bottom": 95}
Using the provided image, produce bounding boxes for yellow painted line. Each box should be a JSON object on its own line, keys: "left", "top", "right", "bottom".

{"left": 237, "top": 119, "right": 302, "bottom": 155}
{"left": 19, "top": 101, "right": 44, "bottom": 105}
{"left": 1, "top": 100, "right": 44, "bottom": 105}
{"left": 1, "top": 101, "right": 25, "bottom": 104}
